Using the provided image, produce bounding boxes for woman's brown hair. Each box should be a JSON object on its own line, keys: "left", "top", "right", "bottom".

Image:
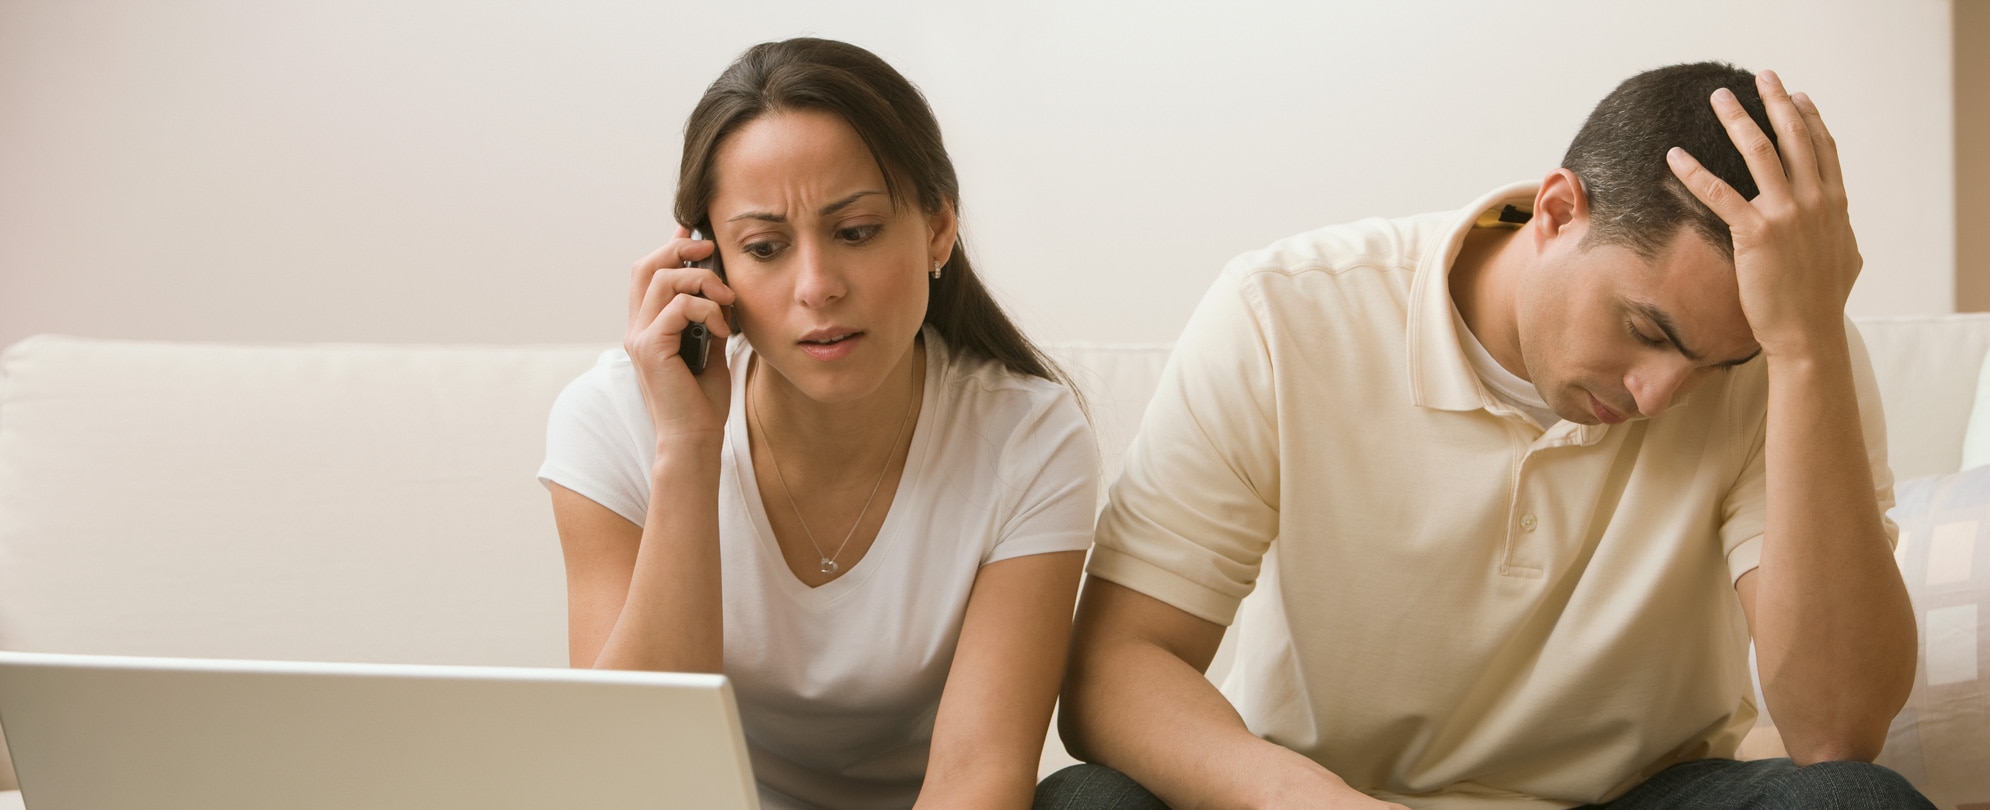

{"left": 674, "top": 37, "right": 1069, "bottom": 388}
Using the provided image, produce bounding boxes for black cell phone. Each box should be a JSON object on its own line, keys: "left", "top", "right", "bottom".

{"left": 679, "top": 226, "right": 726, "bottom": 375}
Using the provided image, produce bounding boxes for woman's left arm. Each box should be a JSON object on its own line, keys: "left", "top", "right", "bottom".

{"left": 916, "top": 549, "right": 1086, "bottom": 809}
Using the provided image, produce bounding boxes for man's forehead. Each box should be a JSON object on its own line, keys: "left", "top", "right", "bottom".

{"left": 1620, "top": 297, "right": 1756, "bottom": 365}
{"left": 1623, "top": 232, "right": 1761, "bottom": 364}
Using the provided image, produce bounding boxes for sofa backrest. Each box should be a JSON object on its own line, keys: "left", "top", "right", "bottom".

{"left": 0, "top": 338, "right": 594, "bottom": 666}
{"left": 1, "top": 315, "right": 1985, "bottom": 791}
{"left": 6, "top": 322, "right": 1978, "bottom": 664}
{"left": 1853, "top": 314, "right": 1990, "bottom": 481}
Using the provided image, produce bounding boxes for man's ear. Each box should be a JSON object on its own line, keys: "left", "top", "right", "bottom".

{"left": 1532, "top": 168, "right": 1589, "bottom": 251}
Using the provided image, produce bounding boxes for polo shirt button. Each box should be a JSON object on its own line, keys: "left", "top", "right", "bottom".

{"left": 1520, "top": 513, "right": 1538, "bottom": 532}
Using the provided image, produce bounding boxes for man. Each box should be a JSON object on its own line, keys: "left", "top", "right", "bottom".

{"left": 1044, "top": 64, "right": 1930, "bottom": 809}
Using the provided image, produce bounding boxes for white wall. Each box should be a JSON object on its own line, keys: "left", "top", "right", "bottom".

{"left": 0, "top": 0, "right": 1956, "bottom": 349}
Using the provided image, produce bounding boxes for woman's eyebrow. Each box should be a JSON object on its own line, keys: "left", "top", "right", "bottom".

{"left": 818, "top": 190, "right": 883, "bottom": 216}
{"left": 727, "top": 190, "right": 884, "bottom": 224}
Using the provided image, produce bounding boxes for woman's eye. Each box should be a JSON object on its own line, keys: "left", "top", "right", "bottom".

{"left": 836, "top": 224, "right": 883, "bottom": 244}
{"left": 742, "top": 241, "right": 781, "bottom": 260}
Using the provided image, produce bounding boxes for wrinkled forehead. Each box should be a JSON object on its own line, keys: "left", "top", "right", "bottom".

{"left": 707, "top": 110, "right": 895, "bottom": 215}
{"left": 1620, "top": 228, "right": 1760, "bottom": 361}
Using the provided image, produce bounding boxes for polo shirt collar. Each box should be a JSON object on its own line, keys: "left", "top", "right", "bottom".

{"left": 1403, "top": 181, "right": 1615, "bottom": 445}
{"left": 1405, "top": 182, "right": 1539, "bottom": 412}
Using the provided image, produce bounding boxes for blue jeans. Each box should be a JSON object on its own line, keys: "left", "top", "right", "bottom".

{"left": 1576, "top": 757, "right": 1932, "bottom": 809}
{"left": 1034, "top": 759, "right": 1933, "bottom": 809}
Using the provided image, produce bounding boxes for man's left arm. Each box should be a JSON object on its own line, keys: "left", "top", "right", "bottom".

{"left": 1669, "top": 70, "right": 1917, "bottom": 765}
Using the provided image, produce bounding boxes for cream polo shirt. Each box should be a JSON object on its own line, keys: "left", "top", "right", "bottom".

{"left": 1089, "top": 183, "right": 1896, "bottom": 809}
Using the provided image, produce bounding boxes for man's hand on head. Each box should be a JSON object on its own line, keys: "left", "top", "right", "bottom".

{"left": 1664, "top": 69, "right": 1861, "bottom": 362}
{"left": 1668, "top": 71, "right": 1916, "bottom": 765}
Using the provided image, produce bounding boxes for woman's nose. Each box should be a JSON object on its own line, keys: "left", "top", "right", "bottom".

{"left": 791, "top": 241, "right": 846, "bottom": 308}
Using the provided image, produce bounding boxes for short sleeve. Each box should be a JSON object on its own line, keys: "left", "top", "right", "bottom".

{"left": 537, "top": 350, "right": 654, "bottom": 526}
{"left": 1720, "top": 317, "right": 1898, "bottom": 584}
{"left": 983, "top": 386, "right": 1102, "bottom": 565}
{"left": 1087, "top": 264, "right": 1282, "bottom": 626}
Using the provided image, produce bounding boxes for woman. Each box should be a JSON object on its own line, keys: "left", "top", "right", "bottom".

{"left": 538, "top": 38, "right": 1098, "bottom": 810}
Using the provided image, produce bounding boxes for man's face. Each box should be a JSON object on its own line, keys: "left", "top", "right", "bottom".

{"left": 1516, "top": 226, "right": 1763, "bottom": 425}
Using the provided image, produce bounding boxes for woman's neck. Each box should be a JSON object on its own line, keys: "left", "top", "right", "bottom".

{"left": 747, "top": 337, "right": 926, "bottom": 473}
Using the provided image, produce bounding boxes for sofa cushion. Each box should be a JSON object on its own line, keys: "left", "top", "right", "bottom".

{"left": 1877, "top": 467, "right": 1990, "bottom": 807}
{"left": 1965, "top": 347, "right": 1990, "bottom": 472}
{"left": 1742, "top": 467, "right": 1990, "bottom": 804}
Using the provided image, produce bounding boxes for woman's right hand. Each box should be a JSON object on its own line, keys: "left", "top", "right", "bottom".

{"left": 625, "top": 226, "right": 738, "bottom": 453}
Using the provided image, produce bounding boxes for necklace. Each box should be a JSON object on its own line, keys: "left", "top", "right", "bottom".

{"left": 750, "top": 359, "right": 917, "bottom": 576}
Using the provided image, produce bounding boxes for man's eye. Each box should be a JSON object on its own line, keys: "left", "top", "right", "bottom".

{"left": 1626, "top": 320, "right": 1665, "bottom": 347}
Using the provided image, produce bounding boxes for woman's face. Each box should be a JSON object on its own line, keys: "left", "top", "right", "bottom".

{"left": 706, "top": 109, "right": 955, "bottom": 405}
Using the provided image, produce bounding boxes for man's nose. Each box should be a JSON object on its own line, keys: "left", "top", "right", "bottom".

{"left": 1627, "top": 359, "right": 1698, "bottom": 418}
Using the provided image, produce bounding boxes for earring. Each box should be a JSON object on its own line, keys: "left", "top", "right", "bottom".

{"left": 930, "top": 260, "right": 943, "bottom": 280}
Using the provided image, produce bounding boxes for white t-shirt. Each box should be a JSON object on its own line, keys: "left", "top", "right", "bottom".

{"left": 1453, "top": 306, "right": 1560, "bottom": 429}
{"left": 538, "top": 327, "right": 1099, "bottom": 810}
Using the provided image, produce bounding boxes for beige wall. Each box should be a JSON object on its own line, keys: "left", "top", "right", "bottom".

{"left": 1961, "top": 0, "right": 1990, "bottom": 312}
{"left": 0, "top": 0, "right": 1959, "bottom": 350}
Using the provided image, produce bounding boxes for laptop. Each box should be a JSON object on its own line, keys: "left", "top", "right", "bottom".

{"left": 0, "top": 651, "right": 761, "bottom": 810}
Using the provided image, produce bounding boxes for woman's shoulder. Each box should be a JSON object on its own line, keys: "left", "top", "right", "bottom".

{"left": 540, "top": 348, "right": 656, "bottom": 523}
{"left": 923, "top": 333, "right": 1100, "bottom": 557}
{"left": 569, "top": 346, "right": 637, "bottom": 384}
{"left": 927, "top": 331, "right": 1089, "bottom": 443}
{"left": 545, "top": 348, "right": 650, "bottom": 441}
{"left": 932, "top": 332, "right": 1073, "bottom": 402}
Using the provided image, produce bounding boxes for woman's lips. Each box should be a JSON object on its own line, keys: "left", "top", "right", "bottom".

{"left": 1588, "top": 392, "right": 1627, "bottom": 425}
{"left": 798, "top": 331, "right": 862, "bottom": 361}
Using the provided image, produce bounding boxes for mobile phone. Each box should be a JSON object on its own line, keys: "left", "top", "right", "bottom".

{"left": 679, "top": 226, "right": 726, "bottom": 375}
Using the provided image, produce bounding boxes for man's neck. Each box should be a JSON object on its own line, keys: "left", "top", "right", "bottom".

{"left": 1447, "top": 224, "right": 1531, "bottom": 381}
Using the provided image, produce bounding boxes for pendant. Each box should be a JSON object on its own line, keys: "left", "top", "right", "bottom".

{"left": 819, "top": 558, "right": 839, "bottom": 574}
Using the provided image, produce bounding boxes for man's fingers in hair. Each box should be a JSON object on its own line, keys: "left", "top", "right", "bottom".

{"left": 1667, "top": 147, "right": 1756, "bottom": 228}
{"left": 1755, "top": 70, "right": 1819, "bottom": 195}
{"left": 1710, "top": 86, "right": 1788, "bottom": 199}
{"left": 1791, "top": 92, "right": 1847, "bottom": 200}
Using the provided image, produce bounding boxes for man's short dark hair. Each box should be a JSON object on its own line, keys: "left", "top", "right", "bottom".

{"left": 1561, "top": 61, "right": 1777, "bottom": 261}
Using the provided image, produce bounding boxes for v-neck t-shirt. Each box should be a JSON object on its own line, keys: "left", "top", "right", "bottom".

{"left": 538, "top": 327, "right": 1098, "bottom": 810}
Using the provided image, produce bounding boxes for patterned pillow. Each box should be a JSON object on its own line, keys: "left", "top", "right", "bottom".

{"left": 1876, "top": 466, "right": 1990, "bottom": 809}
{"left": 1963, "top": 353, "right": 1990, "bottom": 471}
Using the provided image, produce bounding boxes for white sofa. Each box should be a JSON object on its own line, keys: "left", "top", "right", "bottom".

{"left": 3, "top": 314, "right": 1988, "bottom": 808}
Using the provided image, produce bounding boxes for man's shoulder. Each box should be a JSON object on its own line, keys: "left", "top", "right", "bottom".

{"left": 1220, "top": 210, "right": 1454, "bottom": 297}
{"left": 1203, "top": 209, "right": 1454, "bottom": 339}
{"left": 1232, "top": 209, "right": 1454, "bottom": 274}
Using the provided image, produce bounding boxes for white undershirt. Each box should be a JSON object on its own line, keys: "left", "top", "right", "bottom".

{"left": 1454, "top": 308, "right": 1560, "bottom": 428}
{"left": 538, "top": 328, "right": 1098, "bottom": 810}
